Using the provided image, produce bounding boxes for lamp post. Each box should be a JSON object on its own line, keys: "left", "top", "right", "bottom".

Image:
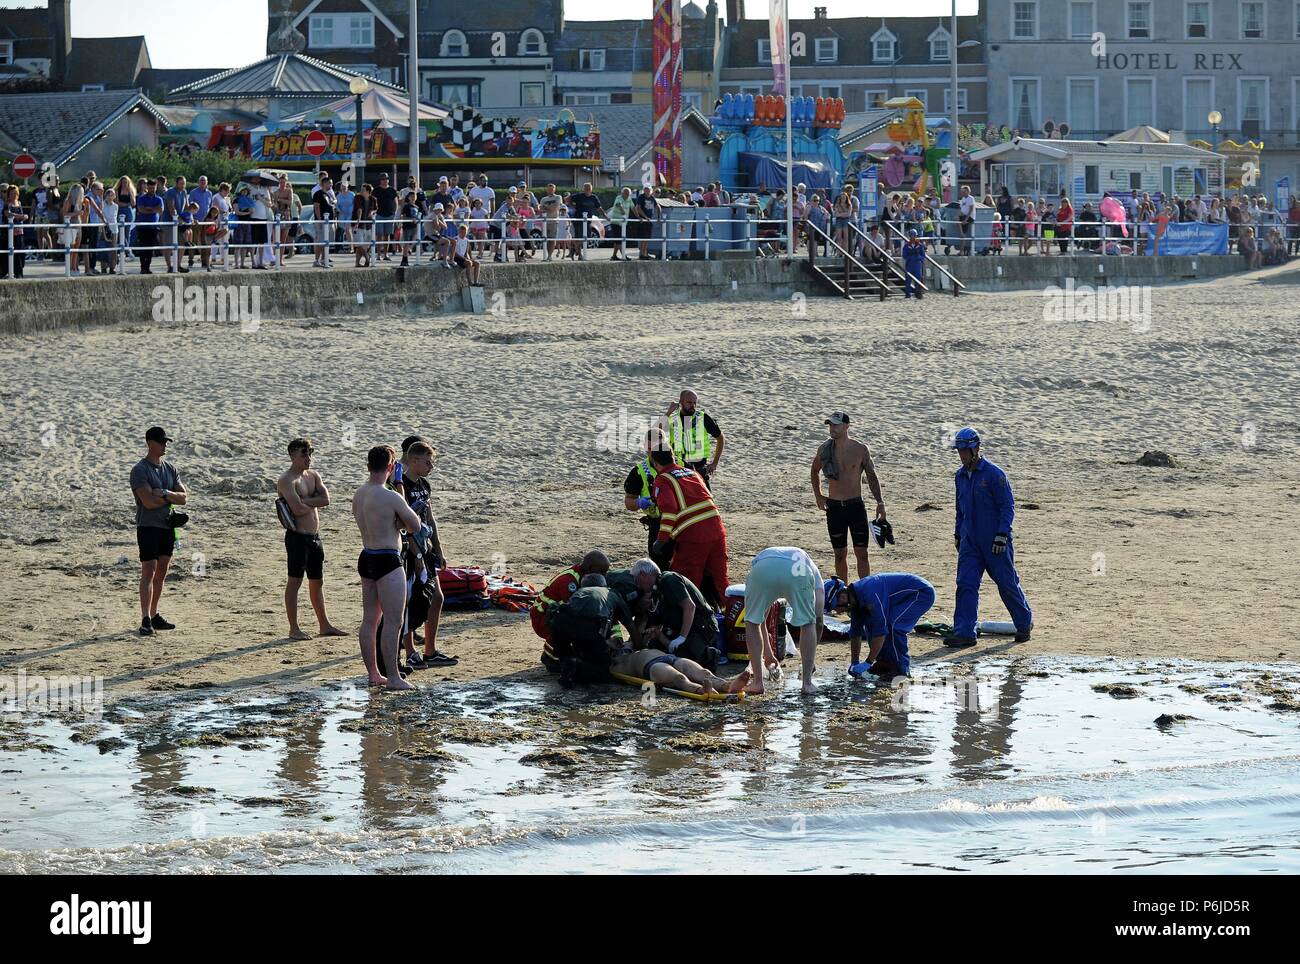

{"left": 948, "top": 0, "right": 982, "bottom": 202}
{"left": 1208, "top": 109, "right": 1222, "bottom": 145}
{"left": 350, "top": 75, "right": 371, "bottom": 188}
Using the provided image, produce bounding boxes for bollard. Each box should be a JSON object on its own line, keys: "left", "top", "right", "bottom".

{"left": 580, "top": 215, "right": 588, "bottom": 261}
{"left": 704, "top": 218, "right": 711, "bottom": 260}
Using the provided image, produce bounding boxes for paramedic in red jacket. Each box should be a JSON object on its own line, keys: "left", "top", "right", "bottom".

{"left": 649, "top": 447, "right": 730, "bottom": 607}
{"left": 531, "top": 549, "right": 610, "bottom": 668}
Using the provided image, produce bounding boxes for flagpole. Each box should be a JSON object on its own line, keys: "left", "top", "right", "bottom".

{"left": 783, "top": 4, "right": 793, "bottom": 257}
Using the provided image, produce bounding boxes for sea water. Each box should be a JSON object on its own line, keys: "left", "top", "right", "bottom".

{"left": 1, "top": 657, "right": 1297, "bottom": 874}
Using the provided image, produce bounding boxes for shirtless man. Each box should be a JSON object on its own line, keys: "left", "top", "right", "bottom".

{"left": 277, "top": 438, "right": 346, "bottom": 640}
{"left": 811, "top": 411, "right": 887, "bottom": 581}
{"left": 352, "top": 445, "right": 422, "bottom": 690}
{"left": 611, "top": 644, "right": 750, "bottom": 696}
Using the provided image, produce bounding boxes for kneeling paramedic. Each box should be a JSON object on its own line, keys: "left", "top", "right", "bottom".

{"left": 545, "top": 572, "right": 641, "bottom": 687}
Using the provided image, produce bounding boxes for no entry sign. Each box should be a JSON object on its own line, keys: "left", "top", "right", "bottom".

{"left": 11, "top": 153, "right": 37, "bottom": 179}
{"left": 304, "top": 130, "right": 329, "bottom": 158}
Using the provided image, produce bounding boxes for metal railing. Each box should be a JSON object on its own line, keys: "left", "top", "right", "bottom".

{"left": 882, "top": 221, "right": 964, "bottom": 294}
{"left": 804, "top": 221, "right": 889, "bottom": 300}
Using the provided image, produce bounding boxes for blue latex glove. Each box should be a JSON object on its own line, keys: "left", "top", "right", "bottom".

{"left": 636, "top": 496, "right": 653, "bottom": 510}
{"left": 848, "top": 661, "right": 872, "bottom": 679}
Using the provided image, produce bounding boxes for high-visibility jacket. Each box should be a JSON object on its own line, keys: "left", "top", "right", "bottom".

{"left": 532, "top": 566, "right": 581, "bottom": 654}
{"left": 634, "top": 459, "right": 659, "bottom": 518}
{"left": 668, "top": 410, "right": 713, "bottom": 464}
{"left": 652, "top": 464, "right": 723, "bottom": 543}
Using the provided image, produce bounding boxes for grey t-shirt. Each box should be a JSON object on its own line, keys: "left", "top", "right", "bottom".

{"left": 130, "top": 458, "right": 180, "bottom": 529}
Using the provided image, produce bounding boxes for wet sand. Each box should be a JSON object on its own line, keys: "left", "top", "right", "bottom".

{"left": 0, "top": 263, "right": 1297, "bottom": 698}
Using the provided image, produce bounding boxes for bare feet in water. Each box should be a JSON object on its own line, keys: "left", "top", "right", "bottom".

{"left": 725, "top": 669, "right": 752, "bottom": 694}
{"left": 386, "top": 675, "right": 416, "bottom": 691}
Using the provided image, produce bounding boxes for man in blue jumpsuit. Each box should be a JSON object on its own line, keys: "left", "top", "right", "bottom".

{"left": 825, "top": 573, "right": 936, "bottom": 681}
{"left": 902, "top": 229, "right": 927, "bottom": 299}
{"left": 946, "top": 427, "right": 1033, "bottom": 648}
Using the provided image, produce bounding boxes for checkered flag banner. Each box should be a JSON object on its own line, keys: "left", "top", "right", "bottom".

{"left": 447, "top": 105, "right": 483, "bottom": 147}
{"left": 481, "top": 118, "right": 508, "bottom": 143}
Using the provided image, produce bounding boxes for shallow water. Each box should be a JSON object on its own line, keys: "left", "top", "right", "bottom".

{"left": 2, "top": 657, "right": 1298, "bottom": 873}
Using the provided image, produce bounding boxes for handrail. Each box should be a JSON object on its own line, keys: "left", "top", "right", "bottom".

{"left": 805, "top": 221, "right": 889, "bottom": 299}
{"left": 884, "top": 221, "right": 965, "bottom": 295}
{"left": 845, "top": 221, "right": 922, "bottom": 290}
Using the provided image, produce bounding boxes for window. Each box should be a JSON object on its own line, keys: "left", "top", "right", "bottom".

{"left": 1183, "top": 77, "right": 1213, "bottom": 134}
{"left": 943, "top": 87, "right": 969, "bottom": 113}
{"left": 905, "top": 89, "right": 928, "bottom": 110}
{"left": 1186, "top": 1, "right": 1210, "bottom": 37}
{"left": 429, "top": 81, "right": 479, "bottom": 106}
{"left": 1010, "top": 77, "right": 1040, "bottom": 131}
{"left": 1296, "top": 1, "right": 1300, "bottom": 38}
{"left": 1070, "top": 2, "right": 1095, "bottom": 39}
{"left": 349, "top": 15, "right": 373, "bottom": 46}
{"left": 309, "top": 14, "right": 374, "bottom": 48}
{"left": 757, "top": 39, "right": 771, "bottom": 63}
{"left": 519, "top": 29, "right": 546, "bottom": 56}
{"left": 564, "top": 92, "right": 611, "bottom": 105}
{"left": 929, "top": 27, "right": 950, "bottom": 62}
{"left": 1238, "top": 76, "right": 1268, "bottom": 128}
{"left": 440, "top": 30, "right": 467, "bottom": 57}
{"left": 683, "top": 91, "right": 703, "bottom": 110}
{"left": 579, "top": 49, "right": 606, "bottom": 71}
{"left": 0, "top": 40, "right": 13, "bottom": 65}
{"left": 1085, "top": 164, "right": 1099, "bottom": 194}
{"left": 1067, "top": 77, "right": 1098, "bottom": 134}
{"left": 820, "top": 85, "right": 842, "bottom": 99}
{"left": 1012, "top": 2, "right": 1038, "bottom": 40}
{"left": 871, "top": 28, "right": 896, "bottom": 62}
{"left": 1125, "top": 76, "right": 1155, "bottom": 126}
{"left": 815, "top": 37, "right": 838, "bottom": 63}
{"left": 520, "top": 81, "right": 545, "bottom": 106}
{"left": 1241, "top": 2, "right": 1264, "bottom": 38}
{"left": 865, "top": 89, "right": 888, "bottom": 109}
{"left": 81, "top": 83, "right": 105, "bottom": 91}
{"left": 1128, "top": 2, "right": 1152, "bottom": 38}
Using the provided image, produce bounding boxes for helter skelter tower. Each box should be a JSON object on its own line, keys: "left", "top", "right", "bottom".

{"left": 652, "top": 0, "right": 683, "bottom": 188}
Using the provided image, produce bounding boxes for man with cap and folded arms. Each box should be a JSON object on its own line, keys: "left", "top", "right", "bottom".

{"left": 130, "top": 427, "right": 188, "bottom": 636}
{"left": 812, "top": 411, "right": 887, "bottom": 583}
{"left": 824, "top": 572, "right": 936, "bottom": 682}
{"left": 947, "top": 427, "right": 1033, "bottom": 648}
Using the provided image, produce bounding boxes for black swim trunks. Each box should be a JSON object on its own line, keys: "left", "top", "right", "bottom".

{"left": 357, "top": 548, "right": 402, "bottom": 580}
{"left": 137, "top": 526, "right": 176, "bottom": 562}
{"left": 285, "top": 531, "right": 324, "bottom": 580}
{"left": 825, "top": 496, "right": 872, "bottom": 550}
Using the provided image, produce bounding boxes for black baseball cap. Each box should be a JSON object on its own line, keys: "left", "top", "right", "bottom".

{"left": 824, "top": 412, "right": 850, "bottom": 426}
{"left": 145, "top": 426, "right": 173, "bottom": 443}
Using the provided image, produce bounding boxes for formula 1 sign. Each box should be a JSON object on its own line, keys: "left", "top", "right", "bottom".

{"left": 254, "top": 126, "right": 397, "bottom": 163}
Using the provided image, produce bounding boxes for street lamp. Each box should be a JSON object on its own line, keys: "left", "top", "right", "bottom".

{"left": 350, "top": 74, "right": 371, "bottom": 187}
{"left": 1207, "top": 109, "right": 1222, "bottom": 145}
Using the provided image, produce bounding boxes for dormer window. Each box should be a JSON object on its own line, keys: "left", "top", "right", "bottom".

{"left": 871, "top": 27, "right": 897, "bottom": 62}
{"left": 519, "top": 28, "right": 546, "bottom": 56}
{"left": 928, "top": 27, "right": 951, "bottom": 62}
{"left": 440, "top": 29, "right": 467, "bottom": 57}
{"left": 815, "top": 37, "right": 837, "bottom": 63}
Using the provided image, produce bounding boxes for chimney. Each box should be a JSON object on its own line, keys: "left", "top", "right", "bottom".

{"left": 725, "top": 0, "right": 745, "bottom": 24}
{"left": 814, "top": 6, "right": 826, "bottom": 18}
{"left": 49, "top": 0, "right": 71, "bottom": 82}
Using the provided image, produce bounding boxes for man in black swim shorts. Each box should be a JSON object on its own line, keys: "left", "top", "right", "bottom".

{"left": 130, "top": 426, "right": 188, "bottom": 637}
{"left": 277, "top": 438, "right": 346, "bottom": 641}
{"left": 810, "top": 412, "right": 888, "bottom": 581}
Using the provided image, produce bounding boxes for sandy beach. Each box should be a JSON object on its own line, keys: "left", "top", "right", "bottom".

{"left": 0, "top": 264, "right": 1297, "bottom": 697}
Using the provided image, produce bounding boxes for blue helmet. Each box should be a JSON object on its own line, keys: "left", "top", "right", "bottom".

{"left": 823, "top": 576, "right": 847, "bottom": 610}
{"left": 951, "top": 427, "right": 981, "bottom": 450}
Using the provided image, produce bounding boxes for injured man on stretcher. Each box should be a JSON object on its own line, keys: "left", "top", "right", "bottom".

{"left": 611, "top": 634, "right": 751, "bottom": 696}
